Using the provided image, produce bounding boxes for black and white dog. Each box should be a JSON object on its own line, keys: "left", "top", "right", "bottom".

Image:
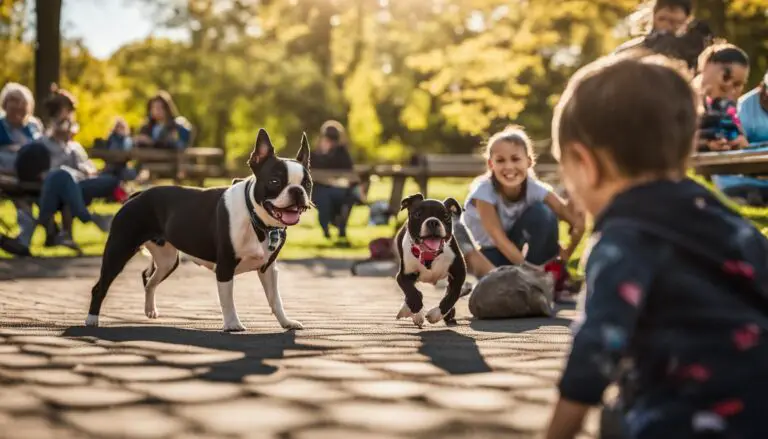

{"left": 85, "top": 129, "right": 312, "bottom": 332}
{"left": 395, "top": 193, "right": 466, "bottom": 327}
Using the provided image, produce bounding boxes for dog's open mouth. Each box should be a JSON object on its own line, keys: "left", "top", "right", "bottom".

{"left": 265, "top": 202, "right": 308, "bottom": 226}
{"left": 419, "top": 236, "right": 445, "bottom": 252}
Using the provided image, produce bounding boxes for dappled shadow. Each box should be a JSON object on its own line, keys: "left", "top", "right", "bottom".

{"left": 62, "top": 326, "right": 325, "bottom": 381}
{"left": 418, "top": 329, "right": 492, "bottom": 375}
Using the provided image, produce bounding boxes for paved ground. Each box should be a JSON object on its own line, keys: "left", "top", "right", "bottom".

{"left": 0, "top": 256, "right": 599, "bottom": 439}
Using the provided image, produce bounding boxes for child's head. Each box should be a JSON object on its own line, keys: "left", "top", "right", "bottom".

{"left": 652, "top": 0, "right": 691, "bottom": 33}
{"left": 552, "top": 57, "right": 697, "bottom": 216}
{"left": 484, "top": 126, "right": 535, "bottom": 191}
{"left": 698, "top": 43, "right": 749, "bottom": 101}
{"left": 112, "top": 117, "right": 129, "bottom": 135}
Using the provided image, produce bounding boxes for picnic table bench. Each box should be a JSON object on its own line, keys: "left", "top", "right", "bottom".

{"left": 691, "top": 143, "right": 768, "bottom": 177}
{"left": 309, "top": 153, "right": 560, "bottom": 223}
{"left": 89, "top": 147, "right": 226, "bottom": 185}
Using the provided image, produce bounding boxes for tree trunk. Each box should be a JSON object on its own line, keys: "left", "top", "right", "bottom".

{"left": 34, "top": 0, "right": 62, "bottom": 118}
{"left": 693, "top": 0, "right": 727, "bottom": 38}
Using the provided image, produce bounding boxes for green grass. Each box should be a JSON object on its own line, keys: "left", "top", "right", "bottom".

{"left": 2, "top": 177, "right": 767, "bottom": 261}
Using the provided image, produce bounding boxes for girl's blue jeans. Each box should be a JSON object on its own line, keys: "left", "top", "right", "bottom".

{"left": 479, "top": 201, "right": 559, "bottom": 266}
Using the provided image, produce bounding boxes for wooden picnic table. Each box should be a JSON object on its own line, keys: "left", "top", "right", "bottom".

{"left": 690, "top": 143, "right": 768, "bottom": 177}
{"left": 309, "top": 159, "right": 559, "bottom": 221}
{"left": 89, "top": 147, "right": 226, "bottom": 184}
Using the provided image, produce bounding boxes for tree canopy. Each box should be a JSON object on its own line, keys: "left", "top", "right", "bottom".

{"left": 3, "top": 0, "right": 767, "bottom": 164}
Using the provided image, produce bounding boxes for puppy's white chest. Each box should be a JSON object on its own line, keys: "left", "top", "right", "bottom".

{"left": 402, "top": 236, "right": 455, "bottom": 285}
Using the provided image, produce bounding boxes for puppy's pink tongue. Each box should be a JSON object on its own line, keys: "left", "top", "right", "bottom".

{"left": 279, "top": 210, "right": 301, "bottom": 225}
{"left": 422, "top": 238, "right": 442, "bottom": 251}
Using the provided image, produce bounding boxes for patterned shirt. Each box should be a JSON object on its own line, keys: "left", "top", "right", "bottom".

{"left": 559, "top": 179, "right": 768, "bottom": 439}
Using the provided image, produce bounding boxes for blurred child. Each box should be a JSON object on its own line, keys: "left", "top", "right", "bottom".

{"left": 545, "top": 57, "right": 768, "bottom": 439}
{"left": 102, "top": 117, "right": 137, "bottom": 181}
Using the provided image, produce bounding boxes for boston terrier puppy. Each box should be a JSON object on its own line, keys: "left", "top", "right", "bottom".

{"left": 394, "top": 193, "right": 467, "bottom": 327}
{"left": 85, "top": 128, "right": 312, "bottom": 332}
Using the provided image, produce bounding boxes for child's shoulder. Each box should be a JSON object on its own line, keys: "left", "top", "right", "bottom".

{"left": 468, "top": 174, "right": 494, "bottom": 194}
{"left": 588, "top": 225, "right": 662, "bottom": 267}
{"left": 465, "top": 175, "right": 498, "bottom": 205}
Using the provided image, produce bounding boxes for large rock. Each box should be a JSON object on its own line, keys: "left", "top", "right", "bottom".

{"left": 468, "top": 265, "right": 554, "bottom": 319}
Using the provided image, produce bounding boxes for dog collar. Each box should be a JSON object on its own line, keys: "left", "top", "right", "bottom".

{"left": 411, "top": 241, "right": 443, "bottom": 269}
{"left": 244, "top": 179, "right": 285, "bottom": 252}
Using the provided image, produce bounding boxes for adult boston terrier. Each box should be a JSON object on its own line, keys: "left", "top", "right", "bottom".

{"left": 394, "top": 193, "right": 467, "bottom": 327}
{"left": 85, "top": 129, "right": 312, "bottom": 332}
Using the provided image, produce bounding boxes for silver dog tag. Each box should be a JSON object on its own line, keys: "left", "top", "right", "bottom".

{"left": 267, "top": 229, "right": 282, "bottom": 251}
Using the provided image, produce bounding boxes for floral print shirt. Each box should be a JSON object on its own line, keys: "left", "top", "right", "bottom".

{"left": 559, "top": 179, "right": 768, "bottom": 439}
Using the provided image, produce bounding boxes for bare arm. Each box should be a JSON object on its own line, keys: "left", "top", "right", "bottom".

{"left": 475, "top": 199, "right": 525, "bottom": 265}
{"left": 546, "top": 399, "right": 590, "bottom": 439}
{"left": 544, "top": 192, "right": 585, "bottom": 260}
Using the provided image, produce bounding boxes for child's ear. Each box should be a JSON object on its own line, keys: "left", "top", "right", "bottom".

{"left": 569, "top": 142, "right": 602, "bottom": 188}
{"left": 400, "top": 193, "right": 424, "bottom": 211}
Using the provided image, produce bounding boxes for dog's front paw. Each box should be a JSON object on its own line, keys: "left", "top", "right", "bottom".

{"left": 426, "top": 307, "right": 443, "bottom": 324}
{"left": 396, "top": 303, "right": 413, "bottom": 320}
{"left": 85, "top": 314, "right": 99, "bottom": 327}
{"left": 280, "top": 319, "right": 304, "bottom": 330}
{"left": 411, "top": 311, "right": 425, "bottom": 328}
{"left": 222, "top": 320, "right": 247, "bottom": 332}
{"left": 145, "top": 304, "right": 159, "bottom": 319}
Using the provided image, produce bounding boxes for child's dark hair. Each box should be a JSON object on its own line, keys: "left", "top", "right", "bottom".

{"left": 552, "top": 57, "right": 697, "bottom": 178}
{"left": 653, "top": 0, "right": 692, "bottom": 15}
{"left": 698, "top": 43, "right": 749, "bottom": 73}
{"left": 43, "top": 83, "right": 76, "bottom": 120}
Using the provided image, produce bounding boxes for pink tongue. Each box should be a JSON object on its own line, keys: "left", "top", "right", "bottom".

{"left": 279, "top": 210, "right": 301, "bottom": 225}
{"left": 423, "top": 238, "right": 442, "bottom": 251}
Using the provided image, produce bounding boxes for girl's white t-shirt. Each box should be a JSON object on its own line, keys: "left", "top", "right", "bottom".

{"left": 460, "top": 173, "right": 551, "bottom": 248}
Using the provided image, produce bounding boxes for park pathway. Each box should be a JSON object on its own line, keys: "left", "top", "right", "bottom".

{"left": 0, "top": 257, "right": 598, "bottom": 439}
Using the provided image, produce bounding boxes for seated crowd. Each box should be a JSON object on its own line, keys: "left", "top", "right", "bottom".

{"left": 0, "top": 85, "right": 193, "bottom": 256}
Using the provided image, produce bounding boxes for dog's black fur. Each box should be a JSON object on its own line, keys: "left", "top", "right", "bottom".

{"left": 394, "top": 193, "right": 466, "bottom": 327}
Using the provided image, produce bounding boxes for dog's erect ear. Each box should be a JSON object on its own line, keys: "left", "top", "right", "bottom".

{"left": 296, "top": 132, "right": 310, "bottom": 169}
{"left": 443, "top": 197, "right": 462, "bottom": 216}
{"left": 400, "top": 193, "right": 424, "bottom": 211}
{"left": 248, "top": 128, "right": 275, "bottom": 175}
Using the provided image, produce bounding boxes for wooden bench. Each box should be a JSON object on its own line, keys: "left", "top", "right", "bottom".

{"left": 0, "top": 173, "right": 42, "bottom": 237}
{"left": 89, "top": 147, "right": 226, "bottom": 185}
{"left": 691, "top": 143, "right": 768, "bottom": 177}
{"left": 363, "top": 154, "right": 560, "bottom": 219}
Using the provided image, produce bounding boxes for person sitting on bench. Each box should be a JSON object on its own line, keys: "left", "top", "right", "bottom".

{"left": 0, "top": 82, "right": 43, "bottom": 257}
{"left": 310, "top": 120, "right": 360, "bottom": 246}
{"left": 134, "top": 91, "right": 191, "bottom": 150}
{"left": 31, "top": 86, "right": 115, "bottom": 252}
